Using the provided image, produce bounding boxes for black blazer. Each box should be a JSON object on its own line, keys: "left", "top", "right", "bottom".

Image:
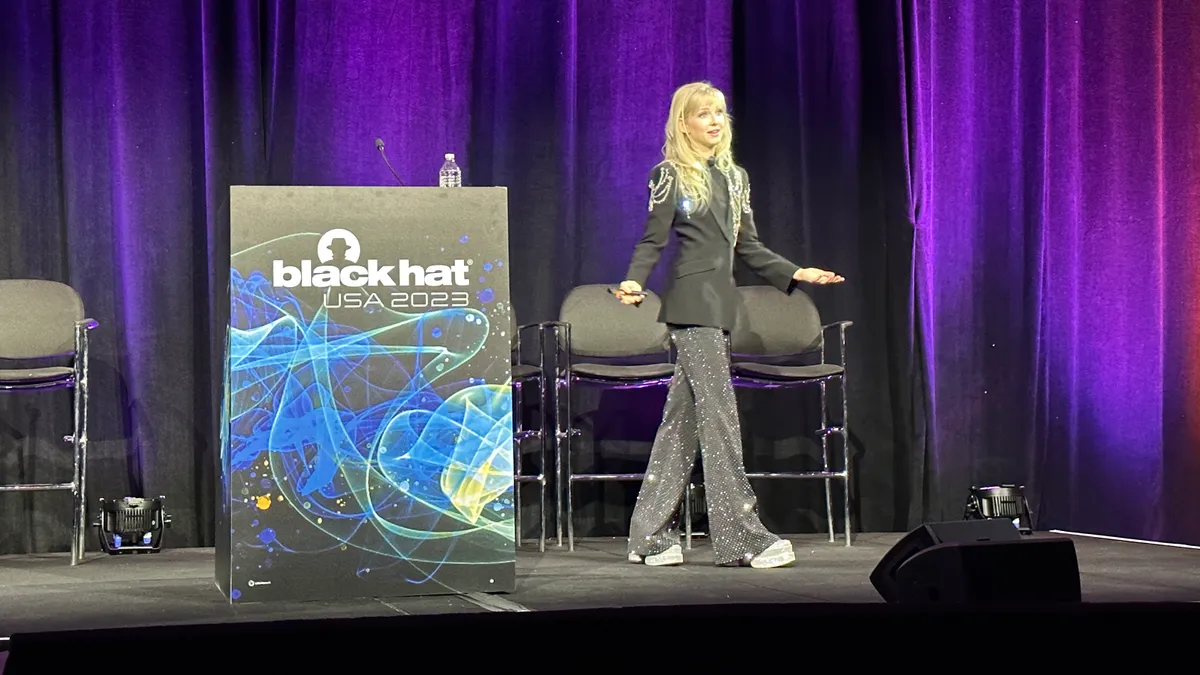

{"left": 624, "top": 160, "right": 800, "bottom": 332}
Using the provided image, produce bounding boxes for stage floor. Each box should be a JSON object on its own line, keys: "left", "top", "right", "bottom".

{"left": 1, "top": 531, "right": 1198, "bottom": 639}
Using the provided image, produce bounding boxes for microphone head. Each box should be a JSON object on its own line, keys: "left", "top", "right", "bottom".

{"left": 375, "top": 138, "right": 385, "bottom": 150}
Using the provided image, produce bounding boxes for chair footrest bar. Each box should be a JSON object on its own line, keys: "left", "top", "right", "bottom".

{"left": 745, "top": 471, "right": 847, "bottom": 480}
{"left": 514, "top": 430, "right": 542, "bottom": 441}
{"left": 514, "top": 474, "right": 546, "bottom": 483}
{"left": 816, "top": 426, "right": 845, "bottom": 436}
{"left": 568, "top": 473, "right": 645, "bottom": 482}
{"left": 0, "top": 482, "right": 74, "bottom": 492}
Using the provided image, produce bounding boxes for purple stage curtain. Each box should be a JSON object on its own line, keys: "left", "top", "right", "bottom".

{"left": 907, "top": 0, "right": 1200, "bottom": 543}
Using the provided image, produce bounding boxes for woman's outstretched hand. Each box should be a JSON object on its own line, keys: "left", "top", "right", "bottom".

{"left": 793, "top": 267, "right": 845, "bottom": 285}
{"left": 614, "top": 280, "right": 645, "bottom": 304}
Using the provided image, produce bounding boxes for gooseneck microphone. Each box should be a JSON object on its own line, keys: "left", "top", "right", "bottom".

{"left": 375, "top": 138, "right": 405, "bottom": 186}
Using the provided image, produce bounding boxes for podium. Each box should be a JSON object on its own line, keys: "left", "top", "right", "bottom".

{"left": 216, "top": 186, "right": 515, "bottom": 603}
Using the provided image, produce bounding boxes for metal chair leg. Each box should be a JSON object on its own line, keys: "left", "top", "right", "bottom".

{"left": 536, "top": 327, "right": 549, "bottom": 554}
{"left": 71, "top": 323, "right": 90, "bottom": 566}
{"left": 564, "top": 373, "right": 575, "bottom": 552}
{"left": 70, "top": 405, "right": 84, "bottom": 566}
{"left": 840, "top": 374, "right": 851, "bottom": 547}
{"left": 560, "top": 326, "right": 576, "bottom": 551}
{"left": 512, "top": 366, "right": 550, "bottom": 552}
{"left": 537, "top": 461, "right": 547, "bottom": 553}
{"left": 554, "top": 372, "right": 565, "bottom": 548}
{"left": 513, "top": 380, "right": 524, "bottom": 549}
{"left": 566, "top": 476, "right": 574, "bottom": 551}
{"left": 552, "top": 321, "right": 571, "bottom": 547}
{"left": 820, "top": 380, "right": 834, "bottom": 543}
{"left": 539, "top": 431, "right": 548, "bottom": 552}
{"left": 564, "top": 381, "right": 577, "bottom": 552}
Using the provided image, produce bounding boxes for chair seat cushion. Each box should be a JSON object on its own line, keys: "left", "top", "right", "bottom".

{"left": 731, "top": 362, "right": 844, "bottom": 381}
{"left": 511, "top": 364, "right": 541, "bottom": 380}
{"left": 571, "top": 362, "right": 674, "bottom": 382}
{"left": 0, "top": 366, "right": 74, "bottom": 386}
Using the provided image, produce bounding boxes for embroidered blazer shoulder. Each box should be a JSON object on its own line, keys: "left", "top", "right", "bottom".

{"left": 624, "top": 160, "right": 802, "bottom": 332}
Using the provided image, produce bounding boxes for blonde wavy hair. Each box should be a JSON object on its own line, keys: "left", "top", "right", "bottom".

{"left": 661, "top": 81, "right": 734, "bottom": 214}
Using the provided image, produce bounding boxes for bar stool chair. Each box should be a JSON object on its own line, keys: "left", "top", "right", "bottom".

{"left": 510, "top": 311, "right": 551, "bottom": 551}
{"left": 548, "top": 284, "right": 674, "bottom": 551}
{"left": 0, "top": 279, "right": 98, "bottom": 565}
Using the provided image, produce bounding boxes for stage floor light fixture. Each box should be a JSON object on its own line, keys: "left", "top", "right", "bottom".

{"left": 94, "top": 496, "right": 171, "bottom": 554}
{"left": 963, "top": 484, "right": 1032, "bottom": 534}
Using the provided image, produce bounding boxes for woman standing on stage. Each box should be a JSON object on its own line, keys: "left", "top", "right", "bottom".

{"left": 614, "top": 81, "right": 844, "bottom": 569}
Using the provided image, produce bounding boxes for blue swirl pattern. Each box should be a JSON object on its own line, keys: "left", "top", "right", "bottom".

{"left": 225, "top": 267, "right": 514, "bottom": 589}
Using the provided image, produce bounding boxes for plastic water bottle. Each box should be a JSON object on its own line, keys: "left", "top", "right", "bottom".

{"left": 439, "top": 153, "right": 462, "bottom": 187}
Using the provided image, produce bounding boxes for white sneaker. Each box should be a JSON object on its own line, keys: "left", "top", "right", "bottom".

{"left": 628, "top": 544, "right": 684, "bottom": 566}
{"left": 749, "top": 539, "right": 796, "bottom": 569}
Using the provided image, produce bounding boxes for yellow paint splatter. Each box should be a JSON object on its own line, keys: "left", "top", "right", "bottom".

{"left": 255, "top": 495, "right": 271, "bottom": 510}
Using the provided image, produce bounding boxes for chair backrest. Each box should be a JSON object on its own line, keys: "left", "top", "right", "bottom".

{"left": 557, "top": 284, "right": 670, "bottom": 358}
{"left": 0, "top": 279, "right": 86, "bottom": 359}
{"left": 730, "top": 285, "right": 823, "bottom": 356}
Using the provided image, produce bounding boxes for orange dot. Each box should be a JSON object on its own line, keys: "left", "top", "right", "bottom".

{"left": 255, "top": 495, "right": 271, "bottom": 510}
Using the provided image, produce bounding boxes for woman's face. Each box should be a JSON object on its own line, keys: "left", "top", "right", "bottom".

{"left": 680, "top": 96, "right": 726, "bottom": 152}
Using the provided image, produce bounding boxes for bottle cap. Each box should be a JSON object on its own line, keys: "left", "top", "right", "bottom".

{"left": 445, "top": 153, "right": 455, "bottom": 160}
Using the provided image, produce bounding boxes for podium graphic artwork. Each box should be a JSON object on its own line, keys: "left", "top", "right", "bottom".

{"left": 217, "top": 187, "right": 515, "bottom": 603}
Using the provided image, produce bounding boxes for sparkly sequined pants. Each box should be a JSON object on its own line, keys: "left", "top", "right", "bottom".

{"left": 627, "top": 326, "right": 780, "bottom": 565}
